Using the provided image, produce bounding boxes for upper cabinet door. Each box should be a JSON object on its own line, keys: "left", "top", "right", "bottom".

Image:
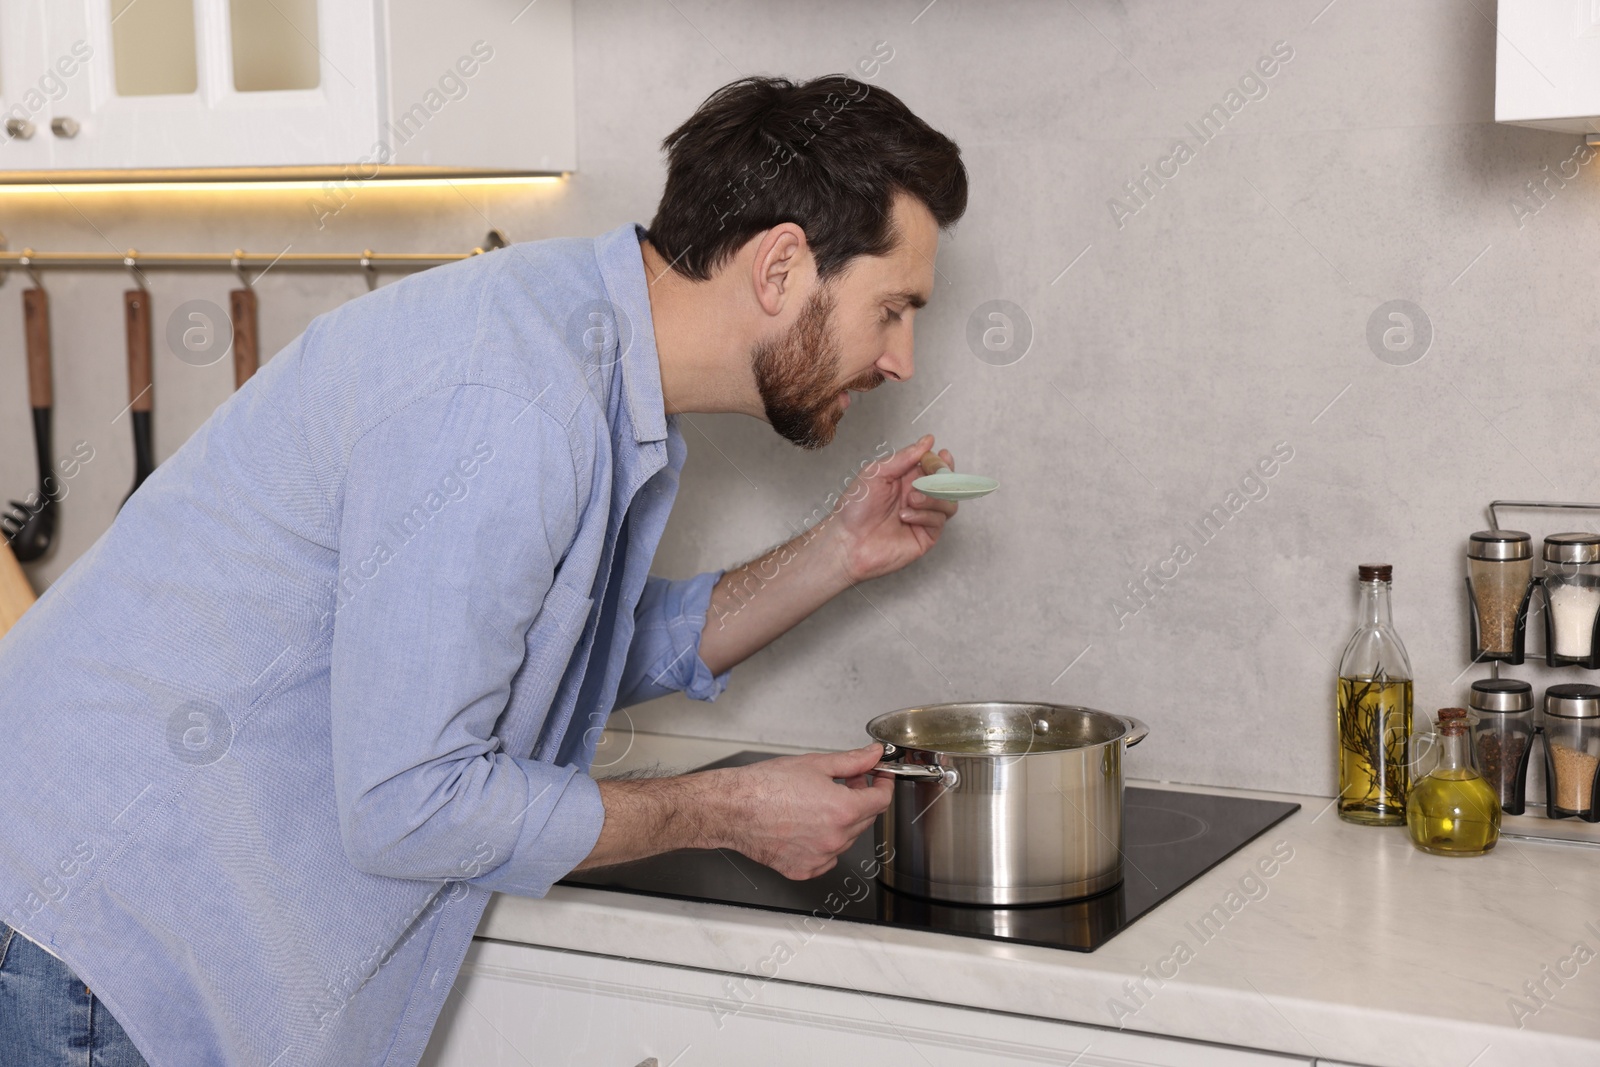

{"left": 0, "top": 1, "right": 59, "bottom": 171}
{"left": 1496, "top": 0, "right": 1600, "bottom": 133}
{"left": 45, "top": 0, "right": 380, "bottom": 171}
{"left": 0, "top": 1, "right": 574, "bottom": 175}
{"left": 381, "top": 0, "right": 577, "bottom": 173}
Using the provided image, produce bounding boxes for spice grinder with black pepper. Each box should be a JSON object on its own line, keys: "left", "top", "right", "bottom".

{"left": 1468, "top": 678, "right": 1535, "bottom": 815}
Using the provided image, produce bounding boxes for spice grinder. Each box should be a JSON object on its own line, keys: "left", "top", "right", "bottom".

{"left": 1466, "top": 530, "right": 1533, "bottom": 663}
{"left": 1543, "top": 683, "right": 1600, "bottom": 821}
{"left": 1541, "top": 533, "right": 1600, "bottom": 668}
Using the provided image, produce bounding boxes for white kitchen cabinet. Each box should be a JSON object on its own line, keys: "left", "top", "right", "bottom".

{"left": 2, "top": 0, "right": 574, "bottom": 176}
{"left": 1496, "top": 0, "right": 1600, "bottom": 133}
{"left": 419, "top": 939, "right": 1315, "bottom": 1067}
{"left": 0, "top": 0, "right": 56, "bottom": 170}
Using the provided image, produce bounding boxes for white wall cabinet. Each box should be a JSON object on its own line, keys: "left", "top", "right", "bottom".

{"left": 0, "top": 1, "right": 54, "bottom": 170}
{"left": 1496, "top": 0, "right": 1600, "bottom": 133}
{"left": 419, "top": 939, "right": 1316, "bottom": 1067}
{"left": 0, "top": 0, "right": 575, "bottom": 176}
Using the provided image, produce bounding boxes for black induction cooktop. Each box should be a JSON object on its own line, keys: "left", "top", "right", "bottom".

{"left": 559, "top": 751, "right": 1300, "bottom": 952}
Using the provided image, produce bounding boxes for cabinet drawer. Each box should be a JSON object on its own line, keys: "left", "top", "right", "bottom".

{"left": 420, "top": 939, "right": 1313, "bottom": 1067}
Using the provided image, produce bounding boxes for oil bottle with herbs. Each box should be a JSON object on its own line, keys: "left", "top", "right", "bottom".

{"left": 1337, "top": 564, "right": 1414, "bottom": 825}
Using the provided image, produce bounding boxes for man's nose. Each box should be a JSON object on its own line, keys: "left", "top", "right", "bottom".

{"left": 877, "top": 337, "right": 914, "bottom": 383}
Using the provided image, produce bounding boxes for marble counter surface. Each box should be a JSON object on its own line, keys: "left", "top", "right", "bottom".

{"left": 475, "top": 731, "right": 1600, "bottom": 1067}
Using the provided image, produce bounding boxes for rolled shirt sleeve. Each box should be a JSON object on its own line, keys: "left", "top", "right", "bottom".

{"left": 462, "top": 762, "right": 604, "bottom": 896}
{"left": 329, "top": 382, "right": 603, "bottom": 894}
{"left": 615, "top": 571, "right": 732, "bottom": 708}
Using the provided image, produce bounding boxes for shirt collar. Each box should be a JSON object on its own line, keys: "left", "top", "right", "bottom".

{"left": 593, "top": 223, "right": 669, "bottom": 445}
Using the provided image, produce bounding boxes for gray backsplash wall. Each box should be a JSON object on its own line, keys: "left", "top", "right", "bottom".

{"left": 2, "top": 0, "right": 1594, "bottom": 797}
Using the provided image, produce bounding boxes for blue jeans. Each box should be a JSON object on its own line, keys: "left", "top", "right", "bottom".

{"left": 0, "top": 922, "right": 150, "bottom": 1066}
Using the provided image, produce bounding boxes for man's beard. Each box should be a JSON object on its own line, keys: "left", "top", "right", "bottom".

{"left": 752, "top": 286, "right": 883, "bottom": 450}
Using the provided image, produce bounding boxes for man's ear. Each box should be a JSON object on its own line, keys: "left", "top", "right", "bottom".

{"left": 751, "top": 223, "right": 810, "bottom": 317}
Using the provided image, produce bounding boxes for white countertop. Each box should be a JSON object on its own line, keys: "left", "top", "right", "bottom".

{"left": 475, "top": 731, "right": 1600, "bottom": 1067}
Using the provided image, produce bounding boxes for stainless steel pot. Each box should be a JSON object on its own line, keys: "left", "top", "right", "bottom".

{"left": 867, "top": 701, "right": 1149, "bottom": 906}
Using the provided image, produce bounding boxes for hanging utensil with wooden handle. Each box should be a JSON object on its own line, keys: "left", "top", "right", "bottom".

{"left": 230, "top": 287, "right": 257, "bottom": 390}
{"left": 2, "top": 286, "right": 58, "bottom": 559}
{"left": 0, "top": 538, "right": 37, "bottom": 640}
{"left": 121, "top": 288, "right": 155, "bottom": 509}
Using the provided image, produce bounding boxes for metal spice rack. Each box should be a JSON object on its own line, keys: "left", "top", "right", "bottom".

{"left": 1471, "top": 500, "right": 1600, "bottom": 846}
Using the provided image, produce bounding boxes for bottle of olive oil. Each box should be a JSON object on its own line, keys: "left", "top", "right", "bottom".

{"left": 1406, "top": 710, "right": 1500, "bottom": 855}
{"left": 1337, "top": 564, "right": 1414, "bottom": 826}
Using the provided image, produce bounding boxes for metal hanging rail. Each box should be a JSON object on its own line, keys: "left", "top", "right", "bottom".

{"left": 0, "top": 229, "right": 508, "bottom": 286}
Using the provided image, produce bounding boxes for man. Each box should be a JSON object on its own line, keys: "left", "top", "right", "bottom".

{"left": 0, "top": 73, "right": 967, "bottom": 1066}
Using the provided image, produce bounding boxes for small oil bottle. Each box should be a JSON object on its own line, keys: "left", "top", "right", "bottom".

{"left": 1406, "top": 709, "right": 1501, "bottom": 856}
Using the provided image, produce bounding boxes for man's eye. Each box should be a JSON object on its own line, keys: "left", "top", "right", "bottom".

{"left": 881, "top": 307, "right": 903, "bottom": 323}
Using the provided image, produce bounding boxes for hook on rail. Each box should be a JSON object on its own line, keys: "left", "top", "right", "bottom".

{"left": 123, "top": 249, "right": 149, "bottom": 291}
{"left": 19, "top": 248, "right": 43, "bottom": 291}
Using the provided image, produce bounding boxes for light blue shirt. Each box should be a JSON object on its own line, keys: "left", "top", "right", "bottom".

{"left": 0, "top": 222, "right": 729, "bottom": 1066}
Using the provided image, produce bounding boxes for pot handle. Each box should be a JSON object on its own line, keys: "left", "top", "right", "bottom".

{"left": 1120, "top": 716, "right": 1150, "bottom": 748}
{"left": 874, "top": 743, "right": 960, "bottom": 789}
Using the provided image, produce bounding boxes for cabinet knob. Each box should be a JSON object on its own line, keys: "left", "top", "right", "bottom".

{"left": 50, "top": 117, "right": 79, "bottom": 139}
{"left": 5, "top": 119, "right": 34, "bottom": 140}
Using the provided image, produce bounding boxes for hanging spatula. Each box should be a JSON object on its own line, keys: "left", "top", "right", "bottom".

{"left": 121, "top": 288, "right": 155, "bottom": 509}
{"left": 2, "top": 287, "right": 57, "bottom": 561}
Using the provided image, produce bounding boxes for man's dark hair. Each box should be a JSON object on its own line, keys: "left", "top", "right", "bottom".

{"left": 646, "top": 75, "right": 967, "bottom": 284}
